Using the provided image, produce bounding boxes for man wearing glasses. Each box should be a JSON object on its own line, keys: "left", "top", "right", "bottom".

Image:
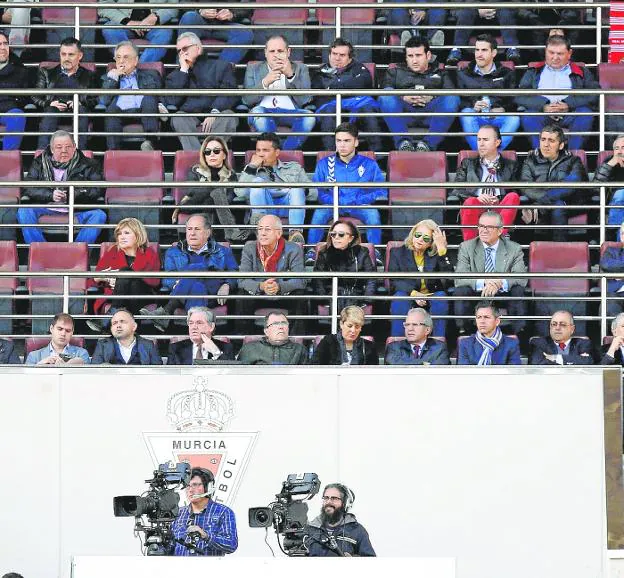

{"left": 454, "top": 210, "right": 528, "bottom": 336}
{"left": 237, "top": 310, "right": 308, "bottom": 364}
{"left": 100, "top": 41, "right": 161, "bottom": 151}
{"left": 529, "top": 310, "right": 595, "bottom": 365}
{"left": 384, "top": 308, "right": 450, "bottom": 365}
{"left": 165, "top": 32, "right": 239, "bottom": 150}
{"left": 303, "top": 483, "right": 375, "bottom": 556}
{"left": 237, "top": 214, "right": 307, "bottom": 335}
{"left": 171, "top": 467, "right": 238, "bottom": 556}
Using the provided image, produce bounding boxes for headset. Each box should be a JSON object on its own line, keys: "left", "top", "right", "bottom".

{"left": 190, "top": 467, "right": 215, "bottom": 498}
{"left": 327, "top": 483, "right": 355, "bottom": 512}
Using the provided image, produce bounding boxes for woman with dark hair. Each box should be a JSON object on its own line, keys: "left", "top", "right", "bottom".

{"left": 312, "top": 219, "right": 376, "bottom": 312}
{"left": 312, "top": 305, "right": 378, "bottom": 365}
{"left": 86, "top": 217, "right": 160, "bottom": 332}
{"left": 172, "top": 136, "right": 248, "bottom": 242}
{"left": 388, "top": 219, "right": 452, "bottom": 338}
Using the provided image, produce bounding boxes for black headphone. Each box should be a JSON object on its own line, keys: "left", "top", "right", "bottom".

{"left": 328, "top": 483, "right": 355, "bottom": 512}
{"left": 191, "top": 467, "right": 215, "bottom": 497}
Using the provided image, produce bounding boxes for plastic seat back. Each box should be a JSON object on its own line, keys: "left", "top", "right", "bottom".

{"left": 252, "top": 0, "right": 308, "bottom": 24}
{"left": 0, "top": 241, "right": 18, "bottom": 292}
{"left": 0, "top": 151, "right": 21, "bottom": 203}
{"left": 529, "top": 241, "right": 589, "bottom": 295}
{"left": 317, "top": 0, "right": 376, "bottom": 24}
{"left": 387, "top": 151, "right": 447, "bottom": 203}
{"left": 42, "top": 0, "right": 97, "bottom": 24}
{"left": 28, "top": 242, "right": 88, "bottom": 293}
{"left": 104, "top": 150, "right": 164, "bottom": 203}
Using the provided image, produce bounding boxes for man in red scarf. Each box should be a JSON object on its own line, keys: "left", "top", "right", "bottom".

{"left": 237, "top": 214, "right": 307, "bottom": 334}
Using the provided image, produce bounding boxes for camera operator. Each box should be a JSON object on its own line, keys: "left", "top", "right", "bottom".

{"left": 170, "top": 467, "right": 238, "bottom": 556}
{"left": 303, "top": 483, "right": 375, "bottom": 557}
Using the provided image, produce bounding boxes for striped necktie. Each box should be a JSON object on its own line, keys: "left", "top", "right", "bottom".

{"left": 484, "top": 247, "right": 495, "bottom": 273}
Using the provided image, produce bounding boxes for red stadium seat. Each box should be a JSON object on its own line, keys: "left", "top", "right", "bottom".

{"left": 0, "top": 151, "right": 21, "bottom": 205}
{"left": 104, "top": 151, "right": 164, "bottom": 204}
{"left": 317, "top": 0, "right": 375, "bottom": 25}
{"left": 387, "top": 151, "right": 447, "bottom": 240}
{"left": 41, "top": 0, "right": 97, "bottom": 24}
{"left": 252, "top": 0, "right": 308, "bottom": 25}
{"left": 27, "top": 242, "right": 88, "bottom": 294}
{"left": 599, "top": 63, "right": 624, "bottom": 114}
{"left": 25, "top": 336, "right": 84, "bottom": 356}
{"left": 529, "top": 241, "right": 589, "bottom": 295}
{"left": 0, "top": 241, "right": 18, "bottom": 293}
{"left": 597, "top": 150, "right": 612, "bottom": 167}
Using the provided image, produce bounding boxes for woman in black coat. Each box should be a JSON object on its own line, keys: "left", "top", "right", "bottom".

{"left": 313, "top": 219, "right": 376, "bottom": 313}
{"left": 312, "top": 305, "right": 378, "bottom": 365}
{"left": 172, "top": 136, "right": 248, "bottom": 242}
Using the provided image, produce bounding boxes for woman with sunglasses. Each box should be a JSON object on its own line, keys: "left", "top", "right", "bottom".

{"left": 313, "top": 219, "right": 376, "bottom": 313}
{"left": 86, "top": 217, "right": 160, "bottom": 333}
{"left": 388, "top": 219, "right": 452, "bottom": 337}
{"left": 312, "top": 305, "right": 378, "bottom": 365}
{"left": 172, "top": 136, "right": 248, "bottom": 242}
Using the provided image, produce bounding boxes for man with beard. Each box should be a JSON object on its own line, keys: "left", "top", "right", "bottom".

{"left": 303, "top": 483, "right": 375, "bottom": 556}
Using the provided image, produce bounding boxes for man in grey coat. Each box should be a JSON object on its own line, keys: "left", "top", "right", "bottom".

{"left": 236, "top": 215, "right": 307, "bottom": 334}
{"left": 454, "top": 210, "right": 528, "bottom": 335}
{"left": 243, "top": 35, "right": 315, "bottom": 150}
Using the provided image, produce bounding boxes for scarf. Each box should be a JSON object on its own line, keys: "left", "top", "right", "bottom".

{"left": 192, "top": 164, "right": 233, "bottom": 183}
{"left": 479, "top": 155, "right": 501, "bottom": 197}
{"left": 39, "top": 147, "right": 81, "bottom": 183}
{"left": 475, "top": 326, "right": 503, "bottom": 366}
{"left": 337, "top": 332, "right": 364, "bottom": 365}
{"left": 258, "top": 237, "right": 285, "bottom": 272}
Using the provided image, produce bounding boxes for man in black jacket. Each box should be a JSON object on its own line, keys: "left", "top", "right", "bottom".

{"left": 166, "top": 32, "right": 239, "bottom": 150}
{"left": 312, "top": 38, "right": 381, "bottom": 151}
{"left": 519, "top": 124, "right": 588, "bottom": 240}
{"left": 17, "top": 130, "right": 105, "bottom": 243}
{"left": 601, "top": 312, "right": 624, "bottom": 366}
{"left": 593, "top": 135, "right": 624, "bottom": 234}
{"left": 530, "top": 310, "right": 595, "bottom": 365}
{"left": 457, "top": 34, "right": 520, "bottom": 151}
{"left": 177, "top": 0, "right": 252, "bottom": 64}
{"left": 378, "top": 37, "right": 459, "bottom": 152}
{"left": 167, "top": 307, "right": 234, "bottom": 364}
{"left": 33, "top": 37, "right": 98, "bottom": 150}
{"left": 0, "top": 31, "right": 28, "bottom": 151}
{"left": 453, "top": 125, "right": 520, "bottom": 242}
{"left": 100, "top": 41, "right": 161, "bottom": 151}
{"left": 516, "top": 35, "right": 598, "bottom": 151}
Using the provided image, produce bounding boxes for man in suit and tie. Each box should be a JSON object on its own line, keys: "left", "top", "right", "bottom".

{"left": 457, "top": 301, "right": 521, "bottom": 365}
{"left": 529, "top": 310, "right": 595, "bottom": 365}
{"left": 384, "top": 308, "right": 450, "bottom": 365}
{"left": 601, "top": 312, "right": 624, "bottom": 365}
{"left": 454, "top": 210, "right": 527, "bottom": 335}
{"left": 167, "top": 306, "right": 234, "bottom": 365}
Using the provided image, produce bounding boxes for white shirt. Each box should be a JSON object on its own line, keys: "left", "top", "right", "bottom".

{"left": 476, "top": 241, "right": 509, "bottom": 292}
{"left": 260, "top": 65, "right": 297, "bottom": 110}
{"left": 117, "top": 338, "right": 136, "bottom": 364}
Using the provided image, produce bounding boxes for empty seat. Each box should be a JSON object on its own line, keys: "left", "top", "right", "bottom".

{"left": 41, "top": 0, "right": 97, "bottom": 59}
{"left": 0, "top": 240, "right": 18, "bottom": 335}
{"left": 104, "top": 151, "right": 164, "bottom": 242}
{"left": 252, "top": 0, "right": 308, "bottom": 60}
{"left": 599, "top": 63, "right": 624, "bottom": 117}
{"left": 387, "top": 151, "right": 447, "bottom": 240}
{"left": 0, "top": 151, "right": 21, "bottom": 242}
{"left": 27, "top": 242, "right": 88, "bottom": 334}
{"left": 529, "top": 241, "right": 590, "bottom": 334}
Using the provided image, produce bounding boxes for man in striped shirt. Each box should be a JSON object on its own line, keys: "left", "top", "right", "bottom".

{"left": 171, "top": 467, "right": 238, "bottom": 556}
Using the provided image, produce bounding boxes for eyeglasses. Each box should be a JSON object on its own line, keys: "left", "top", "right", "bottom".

{"left": 403, "top": 322, "right": 429, "bottom": 328}
{"left": 267, "top": 320, "right": 289, "bottom": 328}
{"left": 478, "top": 224, "right": 501, "bottom": 231}
{"left": 321, "top": 496, "right": 342, "bottom": 503}
{"left": 329, "top": 231, "right": 352, "bottom": 239}
{"left": 188, "top": 482, "right": 204, "bottom": 489}
{"left": 413, "top": 232, "right": 432, "bottom": 243}
{"left": 204, "top": 147, "right": 223, "bottom": 156}
{"left": 177, "top": 43, "right": 199, "bottom": 54}
{"left": 550, "top": 322, "right": 571, "bottom": 328}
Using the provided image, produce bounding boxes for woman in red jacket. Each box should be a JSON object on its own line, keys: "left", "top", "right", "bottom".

{"left": 86, "top": 217, "right": 160, "bottom": 332}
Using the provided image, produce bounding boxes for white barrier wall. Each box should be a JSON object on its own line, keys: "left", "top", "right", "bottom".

{"left": 0, "top": 367, "right": 611, "bottom": 578}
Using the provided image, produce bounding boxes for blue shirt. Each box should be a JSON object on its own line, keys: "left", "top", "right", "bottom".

{"left": 538, "top": 64, "right": 572, "bottom": 103}
{"left": 116, "top": 71, "right": 144, "bottom": 110}
{"left": 25, "top": 342, "right": 91, "bottom": 365}
{"left": 171, "top": 501, "right": 238, "bottom": 556}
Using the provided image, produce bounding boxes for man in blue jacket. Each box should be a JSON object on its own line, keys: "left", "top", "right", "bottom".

{"left": 142, "top": 214, "right": 238, "bottom": 332}
{"left": 91, "top": 309, "right": 162, "bottom": 365}
{"left": 308, "top": 122, "right": 386, "bottom": 262}
{"left": 457, "top": 301, "right": 521, "bottom": 365}
{"left": 516, "top": 35, "right": 598, "bottom": 150}
{"left": 384, "top": 308, "right": 450, "bottom": 365}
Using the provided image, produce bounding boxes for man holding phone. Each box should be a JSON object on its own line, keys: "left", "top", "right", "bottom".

{"left": 25, "top": 313, "right": 90, "bottom": 365}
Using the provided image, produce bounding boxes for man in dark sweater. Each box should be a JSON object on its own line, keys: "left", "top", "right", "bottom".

{"left": 0, "top": 31, "right": 28, "bottom": 151}
{"left": 593, "top": 135, "right": 624, "bottom": 234}
{"left": 378, "top": 36, "right": 459, "bottom": 152}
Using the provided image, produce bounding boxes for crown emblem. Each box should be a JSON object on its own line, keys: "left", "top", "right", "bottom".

{"left": 166, "top": 377, "right": 235, "bottom": 433}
